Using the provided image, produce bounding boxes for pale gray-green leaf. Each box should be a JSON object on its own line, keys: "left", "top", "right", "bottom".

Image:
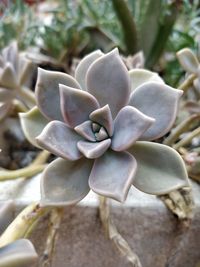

{"left": 129, "top": 142, "right": 190, "bottom": 195}
{"left": 19, "top": 106, "right": 48, "bottom": 148}
{"left": 75, "top": 50, "right": 103, "bottom": 90}
{"left": 0, "top": 239, "right": 38, "bottom": 267}
{"left": 89, "top": 150, "right": 137, "bottom": 202}
{"left": 87, "top": 48, "right": 130, "bottom": 118}
{"left": 129, "top": 82, "right": 182, "bottom": 140}
{"left": 177, "top": 48, "right": 199, "bottom": 74}
{"left": 41, "top": 157, "right": 93, "bottom": 206}
{"left": 35, "top": 68, "right": 81, "bottom": 121}
{"left": 129, "top": 69, "right": 164, "bottom": 91}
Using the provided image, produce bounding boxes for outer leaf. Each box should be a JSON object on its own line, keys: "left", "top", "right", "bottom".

{"left": 0, "top": 201, "right": 14, "bottom": 234}
{"left": 129, "top": 82, "right": 182, "bottom": 140}
{"left": 87, "top": 48, "right": 130, "bottom": 118}
{"left": 41, "top": 158, "right": 93, "bottom": 206}
{"left": 0, "top": 63, "right": 18, "bottom": 89}
{"left": 77, "top": 139, "right": 111, "bottom": 159}
{"left": 129, "top": 142, "right": 190, "bottom": 195}
{"left": 35, "top": 68, "right": 80, "bottom": 121}
{"left": 59, "top": 84, "right": 99, "bottom": 128}
{"left": 19, "top": 106, "right": 48, "bottom": 148}
{"left": 0, "top": 102, "right": 12, "bottom": 121}
{"left": 129, "top": 69, "right": 164, "bottom": 91}
{"left": 2, "top": 42, "right": 18, "bottom": 72}
{"left": 0, "top": 239, "right": 38, "bottom": 267}
{"left": 75, "top": 50, "right": 103, "bottom": 90}
{"left": 36, "top": 121, "right": 82, "bottom": 161}
{"left": 89, "top": 150, "right": 137, "bottom": 202}
{"left": 111, "top": 106, "right": 154, "bottom": 151}
{"left": 177, "top": 48, "right": 199, "bottom": 74}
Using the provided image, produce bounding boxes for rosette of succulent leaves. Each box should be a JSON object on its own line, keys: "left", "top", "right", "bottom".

{"left": 20, "top": 48, "right": 190, "bottom": 206}
{"left": 0, "top": 42, "right": 35, "bottom": 121}
{"left": 0, "top": 202, "right": 38, "bottom": 267}
{"left": 177, "top": 48, "right": 200, "bottom": 101}
{"left": 175, "top": 48, "right": 200, "bottom": 182}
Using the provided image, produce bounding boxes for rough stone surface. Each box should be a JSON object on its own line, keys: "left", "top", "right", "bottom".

{"left": 0, "top": 175, "right": 199, "bottom": 267}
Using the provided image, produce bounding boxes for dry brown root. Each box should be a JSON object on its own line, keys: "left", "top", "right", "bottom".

{"left": 99, "top": 196, "right": 142, "bottom": 267}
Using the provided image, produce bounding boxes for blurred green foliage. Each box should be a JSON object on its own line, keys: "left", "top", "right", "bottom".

{"left": 0, "top": 0, "right": 199, "bottom": 86}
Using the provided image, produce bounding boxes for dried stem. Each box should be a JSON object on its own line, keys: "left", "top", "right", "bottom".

{"left": 41, "top": 208, "right": 64, "bottom": 267}
{"left": 164, "top": 114, "right": 200, "bottom": 146}
{"left": 0, "top": 203, "right": 48, "bottom": 247}
{"left": 0, "top": 149, "right": 49, "bottom": 183}
{"left": 0, "top": 164, "right": 46, "bottom": 181}
{"left": 178, "top": 73, "right": 197, "bottom": 93}
{"left": 99, "top": 196, "right": 142, "bottom": 267}
{"left": 159, "top": 188, "right": 194, "bottom": 220}
{"left": 32, "top": 150, "right": 50, "bottom": 166}
{"left": 173, "top": 126, "right": 200, "bottom": 150}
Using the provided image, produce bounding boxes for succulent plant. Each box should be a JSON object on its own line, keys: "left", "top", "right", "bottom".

{"left": 0, "top": 202, "right": 14, "bottom": 234}
{"left": 20, "top": 48, "right": 189, "bottom": 206}
{"left": 0, "top": 239, "right": 38, "bottom": 267}
{"left": 177, "top": 48, "right": 200, "bottom": 92}
{"left": 123, "top": 51, "right": 145, "bottom": 70}
{"left": 0, "top": 41, "right": 35, "bottom": 120}
{"left": 0, "top": 202, "right": 38, "bottom": 267}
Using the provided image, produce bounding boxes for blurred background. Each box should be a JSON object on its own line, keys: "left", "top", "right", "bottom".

{"left": 0, "top": 0, "right": 199, "bottom": 87}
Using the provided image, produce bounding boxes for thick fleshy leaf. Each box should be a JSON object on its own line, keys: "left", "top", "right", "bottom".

{"left": 41, "top": 157, "right": 93, "bottom": 206}
{"left": 0, "top": 201, "right": 14, "bottom": 234}
{"left": 0, "top": 63, "right": 18, "bottom": 89}
{"left": 75, "top": 50, "right": 103, "bottom": 90}
{"left": 131, "top": 51, "right": 145, "bottom": 68}
{"left": 19, "top": 57, "right": 35, "bottom": 86}
{"left": 59, "top": 84, "right": 99, "bottom": 128}
{"left": 0, "top": 239, "right": 38, "bottom": 267}
{"left": 2, "top": 42, "right": 18, "bottom": 72}
{"left": 129, "top": 82, "right": 183, "bottom": 140}
{"left": 0, "top": 102, "right": 12, "bottom": 121}
{"left": 87, "top": 48, "right": 130, "bottom": 118}
{"left": 111, "top": 106, "right": 155, "bottom": 151}
{"left": 74, "top": 120, "right": 96, "bottom": 141}
{"left": 94, "top": 127, "right": 108, "bottom": 141}
{"left": 89, "top": 104, "right": 113, "bottom": 136}
{"left": 129, "top": 142, "right": 190, "bottom": 195}
{"left": 0, "top": 88, "right": 15, "bottom": 101}
{"left": 89, "top": 150, "right": 137, "bottom": 202}
{"left": 177, "top": 48, "right": 199, "bottom": 74}
{"left": 19, "top": 106, "right": 48, "bottom": 148}
{"left": 35, "top": 68, "right": 80, "bottom": 121}
{"left": 194, "top": 77, "right": 200, "bottom": 92}
{"left": 36, "top": 121, "right": 82, "bottom": 160}
{"left": 129, "top": 69, "right": 164, "bottom": 91}
{"left": 77, "top": 139, "right": 111, "bottom": 159}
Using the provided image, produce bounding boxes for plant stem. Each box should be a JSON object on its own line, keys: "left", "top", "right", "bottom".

{"left": 173, "top": 126, "right": 200, "bottom": 150}
{"left": 32, "top": 150, "right": 50, "bottom": 166}
{"left": 164, "top": 114, "right": 200, "bottom": 146}
{"left": 0, "top": 203, "right": 48, "bottom": 247}
{"left": 111, "top": 0, "right": 138, "bottom": 54}
{"left": 41, "top": 208, "right": 64, "bottom": 267}
{"left": 99, "top": 196, "right": 142, "bottom": 267}
{"left": 0, "top": 164, "right": 46, "bottom": 181}
{"left": 178, "top": 73, "right": 197, "bottom": 93}
{"left": 159, "top": 188, "right": 194, "bottom": 220}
